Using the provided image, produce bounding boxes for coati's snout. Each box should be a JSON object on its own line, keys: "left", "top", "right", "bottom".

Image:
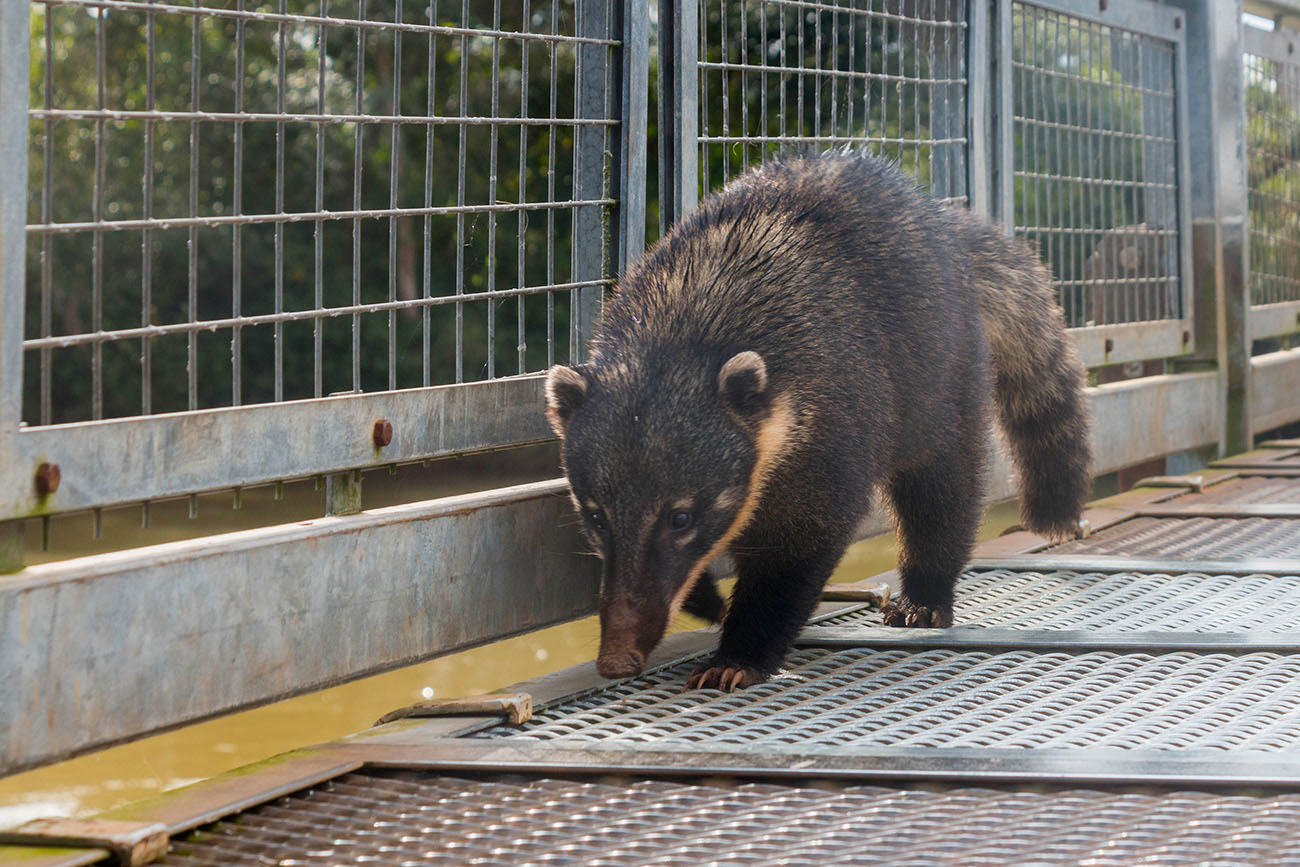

{"left": 546, "top": 351, "right": 777, "bottom": 680}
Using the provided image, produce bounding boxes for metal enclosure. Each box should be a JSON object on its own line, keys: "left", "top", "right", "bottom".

{"left": 2, "top": 0, "right": 1300, "bottom": 775}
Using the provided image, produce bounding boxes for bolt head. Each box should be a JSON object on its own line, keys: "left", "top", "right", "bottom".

{"left": 373, "top": 419, "right": 394, "bottom": 448}
{"left": 35, "top": 462, "right": 60, "bottom": 496}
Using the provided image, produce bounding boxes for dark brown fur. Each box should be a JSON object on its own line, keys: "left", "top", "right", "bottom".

{"left": 546, "top": 151, "right": 1091, "bottom": 689}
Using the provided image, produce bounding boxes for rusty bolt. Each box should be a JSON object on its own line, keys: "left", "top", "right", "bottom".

{"left": 1099, "top": 0, "right": 1108, "bottom": 10}
{"left": 1104, "top": 338, "right": 1115, "bottom": 354}
{"left": 1182, "top": 330, "right": 1191, "bottom": 344}
{"left": 373, "top": 419, "right": 393, "bottom": 448}
{"left": 34, "top": 462, "right": 60, "bottom": 496}
{"left": 1174, "top": 16, "right": 1181, "bottom": 29}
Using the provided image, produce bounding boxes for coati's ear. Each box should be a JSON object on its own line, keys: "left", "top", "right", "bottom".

{"left": 718, "top": 351, "right": 768, "bottom": 417}
{"left": 545, "top": 364, "right": 590, "bottom": 437}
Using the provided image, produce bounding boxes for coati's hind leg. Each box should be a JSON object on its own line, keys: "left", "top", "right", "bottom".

{"left": 681, "top": 569, "right": 726, "bottom": 623}
{"left": 880, "top": 454, "right": 984, "bottom": 629}
{"left": 687, "top": 527, "right": 852, "bottom": 691}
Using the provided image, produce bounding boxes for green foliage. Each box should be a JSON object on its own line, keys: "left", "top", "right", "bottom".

{"left": 1245, "top": 71, "right": 1300, "bottom": 305}
{"left": 26, "top": 0, "right": 588, "bottom": 423}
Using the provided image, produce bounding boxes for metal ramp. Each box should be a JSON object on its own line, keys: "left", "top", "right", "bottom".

{"left": 15, "top": 442, "right": 1300, "bottom": 866}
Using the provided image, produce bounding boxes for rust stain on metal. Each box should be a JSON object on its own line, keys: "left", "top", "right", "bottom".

{"left": 34, "top": 462, "right": 60, "bottom": 496}
{"left": 372, "top": 419, "right": 394, "bottom": 448}
{"left": 374, "top": 693, "right": 533, "bottom": 727}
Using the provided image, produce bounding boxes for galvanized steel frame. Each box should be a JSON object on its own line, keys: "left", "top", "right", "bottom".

{"left": 0, "top": 0, "right": 650, "bottom": 528}
{"left": 0, "top": 479, "right": 602, "bottom": 775}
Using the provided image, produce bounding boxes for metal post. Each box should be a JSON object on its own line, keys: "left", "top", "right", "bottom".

{"left": 1169, "top": 0, "right": 1251, "bottom": 454}
{"left": 657, "top": 0, "right": 699, "bottom": 231}
{"left": 613, "top": 0, "right": 649, "bottom": 275}
{"left": 929, "top": 3, "right": 967, "bottom": 203}
{"left": 993, "top": 0, "right": 1016, "bottom": 232}
{"left": 0, "top": 0, "right": 30, "bottom": 566}
{"left": 326, "top": 470, "right": 363, "bottom": 516}
{"left": 967, "top": 0, "right": 992, "bottom": 217}
{"left": 571, "top": 0, "right": 613, "bottom": 361}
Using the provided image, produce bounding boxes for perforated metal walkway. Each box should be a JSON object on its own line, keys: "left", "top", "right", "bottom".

{"left": 15, "top": 442, "right": 1300, "bottom": 866}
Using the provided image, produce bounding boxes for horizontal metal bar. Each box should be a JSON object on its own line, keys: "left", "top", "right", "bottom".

{"left": 1088, "top": 370, "right": 1221, "bottom": 475}
{"left": 29, "top": 108, "right": 617, "bottom": 127}
{"left": 28, "top": 199, "right": 615, "bottom": 235}
{"left": 0, "top": 375, "right": 555, "bottom": 519}
{"left": 23, "top": 280, "right": 610, "bottom": 350}
{"left": 1131, "top": 503, "right": 1300, "bottom": 518}
{"left": 347, "top": 737, "right": 1300, "bottom": 791}
{"left": 1213, "top": 446, "right": 1300, "bottom": 466}
{"left": 1250, "top": 301, "right": 1300, "bottom": 340}
{"left": 32, "top": 0, "right": 621, "bottom": 46}
{"left": 969, "top": 555, "right": 1300, "bottom": 576}
{"left": 1068, "top": 320, "right": 1191, "bottom": 368}
{"left": 1244, "top": 17, "right": 1300, "bottom": 62}
{"left": 1017, "top": 0, "right": 1185, "bottom": 42}
{"left": 696, "top": 62, "right": 965, "bottom": 86}
{"left": 1252, "top": 349, "right": 1300, "bottom": 434}
{"left": 697, "top": 134, "right": 969, "bottom": 147}
{"left": 794, "top": 627, "right": 1300, "bottom": 653}
{"left": 0, "top": 479, "right": 599, "bottom": 775}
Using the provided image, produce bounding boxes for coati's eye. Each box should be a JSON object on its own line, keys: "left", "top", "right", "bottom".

{"left": 668, "top": 510, "right": 693, "bottom": 532}
{"left": 586, "top": 510, "right": 608, "bottom": 532}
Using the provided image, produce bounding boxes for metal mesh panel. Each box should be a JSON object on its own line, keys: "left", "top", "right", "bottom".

{"left": 814, "top": 568, "right": 1300, "bottom": 632}
{"left": 1245, "top": 43, "right": 1300, "bottom": 307}
{"left": 1173, "top": 475, "right": 1300, "bottom": 505}
{"left": 159, "top": 771, "right": 1300, "bottom": 866}
{"left": 25, "top": 0, "right": 614, "bottom": 423}
{"left": 1012, "top": 2, "right": 1182, "bottom": 328}
{"left": 1046, "top": 516, "right": 1300, "bottom": 558}
{"left": 697, "top": 0, "right": 969, "bottom": 202}
{"left": 479, "top": 647, "right": 1300, "bottom": 752}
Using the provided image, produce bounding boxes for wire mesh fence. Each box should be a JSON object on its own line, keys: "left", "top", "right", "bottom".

{"left": 695, "top": 0, "right": 969, "bottom": 203}
{"left": 1244, "top": 36, "right": 1300, "bottom": 310}
{"left": 1010, "top": 1, "right": 1182, "bottom": 329}
{"left": 24, "top": 0, "right": 615, "bottom": 425}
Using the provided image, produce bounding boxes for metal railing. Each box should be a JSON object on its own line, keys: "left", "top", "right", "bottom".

{"left": 0, "top": 0, "right": 643, "bottom": 524}
{"left": 4, "top": 0, "right": 1300, "bottom": 775}
{"left": 1244, "top": 22, "right": 1300, "bottom": 343}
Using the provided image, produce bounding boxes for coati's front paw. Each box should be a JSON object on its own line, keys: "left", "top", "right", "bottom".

{"left": 880, "top": 598, "right": 953, "bottom": 628}
{"left": 685, "top": 658, "right": 769, "bottom": 691}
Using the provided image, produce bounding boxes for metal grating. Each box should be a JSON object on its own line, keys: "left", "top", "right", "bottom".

{"left": 1245, "top": 36, "right": 1300, "bottom": 308}
{"left": 25, "top": 0, "right": 614, "bottom": 423}
{"left": 812, "top": 568, "right": 1300, "bottom": 632}
{"left": 1011, "top": 2, "right": 1182, "bottom": 328}
{"left": 1173, "top": 475, "right": 1300, "bottom": 505}
{"left": 1045, "top": 516, "right": 1300, "bottom": 558}
{"left": 477, "top": 647, "right": 1300, "bottom": 752}
{"left": 697, "top": 0, "right": 969, "bottom": 202}
{"left": 158, "top": 771, "right": 1300, "bottom": 866}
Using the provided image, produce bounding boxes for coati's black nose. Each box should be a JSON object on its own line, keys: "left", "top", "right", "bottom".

{"left": 596, "top": 649, "right": 645, "bottom": 679}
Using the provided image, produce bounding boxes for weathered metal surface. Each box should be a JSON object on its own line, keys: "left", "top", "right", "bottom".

{"left": 613, "top": 0, "right": 648, "bottom": 274}
{"left": 0, "top": 375, "right": 555, "bottom": 521}
{"left": 1174, "top": 474, "right": 1300, "bottom": 504}
{"left": 1134, "top": 503, "right": 1300, "bottom": 518}
{"left": 0, "top": 0, "right": 28, "bottom": 438}
{"left": 1070, "top": 321, "right": 1191, "bottom": 369}
{"left": 1252, "top": 300, "right": 1300, "bottom": 341}
{"left": 812, "top": 566, "right": 1300, "bottom": 635}
{"left": 152, "top": 768, "right": 1300, "bottom": 865}
{"left": 0, "top": 821, "right": 166, "bottom": 867}
{"left": 1252, "top": 348, "right": 1300, "bottom": 434}
{"left": 1047, "top": 516, "right": 1300, "bottom": 558}
{"left": 0, "top": 480, "right": 599, "bottom": 775}
{"left": 1087, "top": 371, "right": 1222, "bottom": 479}
{"left": 799, "top": 628, "right": 1300, "bottom": 652}
{"left": 971, "top": 554, "right": 1300, "bottom": 575}
{"left": 374, "top": 693, "right": 533, "bottom": 727}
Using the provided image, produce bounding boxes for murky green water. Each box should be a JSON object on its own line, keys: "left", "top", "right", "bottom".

{"left": 0, "top": 483, "right": 1019, "bottom": 827}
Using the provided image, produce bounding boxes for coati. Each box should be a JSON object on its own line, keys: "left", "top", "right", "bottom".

{"left": 545, "top": 151, "right": 1091, "bottom": 691}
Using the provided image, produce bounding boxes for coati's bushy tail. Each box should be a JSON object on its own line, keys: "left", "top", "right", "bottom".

{"left": 963, "top": 216, "right": 1092, "bottom": 539}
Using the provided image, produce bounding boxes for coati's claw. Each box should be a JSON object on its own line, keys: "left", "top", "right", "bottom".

{"left": 880, "top": 599, "right": 953, "bottom": 629}
{"left": 685, "top": 662, "right": 768, "bottom": 691}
